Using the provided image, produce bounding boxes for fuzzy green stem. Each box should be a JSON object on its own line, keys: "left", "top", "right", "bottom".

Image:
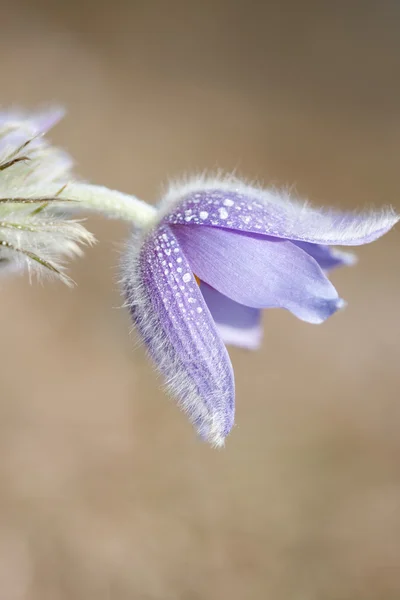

{"left": 55, "top": 182, "right": 157, "bottom": 227}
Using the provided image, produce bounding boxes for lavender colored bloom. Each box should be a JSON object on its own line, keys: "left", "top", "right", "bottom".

{"left": 122, "top": 176, "right": 398, "bottom": 446}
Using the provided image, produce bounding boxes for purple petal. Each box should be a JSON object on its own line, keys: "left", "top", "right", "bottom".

{"left": 122, "top": 224, "right": 235, "bottom": 446}
{"left": 0, "top": 107, "right": 64, "bottom": 136}
{"left": 28, "top": 108, "right": 65, "bottom": 134}
{"left": 0, "top": 109, "right": 66, "bottom": 168}
{"left": 162, "top": 179, "right": 398, "bottom": 246}
{"left": 172, "top": 225, "right": 344, "bottom": 324}
{"left": 293, "top": 242, "right": 357, "bottom": 271}
{"left": 200, "top": 282, "right": 262, "bottom": 350}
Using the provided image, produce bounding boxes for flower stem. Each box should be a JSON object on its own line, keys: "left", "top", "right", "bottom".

{"left": 57, "top": 182, "right": 157, "bottom": 227}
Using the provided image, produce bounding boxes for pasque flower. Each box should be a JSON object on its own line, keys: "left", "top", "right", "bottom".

{"left": 1, "top": 108, "right": 397, "bottom": 448}
{"left": 0, "top": 108, "right": 94, "bottom": 283}
{"left": 122, "top": 176, "right": 399, "bottom": 446}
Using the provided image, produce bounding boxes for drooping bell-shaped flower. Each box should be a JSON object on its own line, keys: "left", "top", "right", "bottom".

{"left": 122, "top": 176, "right": 399, "bottom": 446}
{"left": 1, "top": 108, "right": 396, "bottom": 447}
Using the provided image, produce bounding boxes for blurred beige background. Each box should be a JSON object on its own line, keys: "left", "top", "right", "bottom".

{"left": 0, "top": 1, "right": 399, "bottom": 598}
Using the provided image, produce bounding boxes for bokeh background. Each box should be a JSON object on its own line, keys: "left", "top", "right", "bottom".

{"left": 0, "top": 1, "right": 399, "bottom": 598}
